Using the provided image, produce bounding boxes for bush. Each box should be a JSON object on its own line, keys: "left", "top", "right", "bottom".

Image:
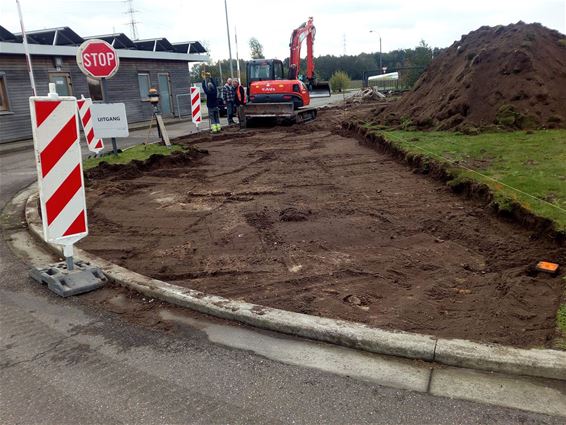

{"left": 329, "top": 71, "right": 351, "bottom": 93}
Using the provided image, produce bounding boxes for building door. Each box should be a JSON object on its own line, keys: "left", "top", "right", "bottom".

{"left": 49, "top": 72, "right": 72, "bottom": 96}
{"left": 158, "top": 73, "right": 172, "bottom": 115}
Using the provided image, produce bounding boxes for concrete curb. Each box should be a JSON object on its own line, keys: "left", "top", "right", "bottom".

{"left": 24, "top": 190, "right": 566, "bottom": 380}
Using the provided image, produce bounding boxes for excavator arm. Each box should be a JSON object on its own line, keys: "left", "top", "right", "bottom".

{"left": 288, "top": 17, "right": 330, "bottom": 97}
{"left": 289, "top": 18, "right": 315, "bottom": 80}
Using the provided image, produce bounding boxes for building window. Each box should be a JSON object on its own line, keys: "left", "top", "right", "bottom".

{"left": 49, "top": 72, "right": 73, "bottom": 96}
{"left": 87, "top": 77, "right": 104, "bottom": 101}
{"left": 0, "top": 74, "right": 10, "bottom": 112}
{"left": 138, "top": 73, "right": 150, "bottom": 100}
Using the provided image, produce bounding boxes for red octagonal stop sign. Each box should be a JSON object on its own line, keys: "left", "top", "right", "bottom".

{"left": 76, "top": 39, "right": 119, "bottom": 79}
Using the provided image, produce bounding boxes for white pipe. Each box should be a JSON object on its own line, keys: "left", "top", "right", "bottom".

{"left": 16, "top": 0, "right": 37, "bottom": 96}
{"left": 368, "top": 72, "right": 399, "bottom": 82}
{"left": 234, "top": 26, "right": 241, "bottom": 82}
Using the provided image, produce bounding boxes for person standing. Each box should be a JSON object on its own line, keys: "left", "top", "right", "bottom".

{"left": 222, "top": 78, "right": 236, "bottom": 124}
{"left": 203, "top": 78, "right": 221, "bottom": 133}
{"left": 233, "top": 79, "right": 246, "bottom": 125}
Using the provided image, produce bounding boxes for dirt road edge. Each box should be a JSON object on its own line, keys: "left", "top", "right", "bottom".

{"left": 24, "top": 190, "right": 566, "bottom": 380}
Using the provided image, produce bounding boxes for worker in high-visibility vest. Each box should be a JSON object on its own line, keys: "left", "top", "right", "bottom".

{"left": 203, "top": 78, "right": 221, "bottom": 133}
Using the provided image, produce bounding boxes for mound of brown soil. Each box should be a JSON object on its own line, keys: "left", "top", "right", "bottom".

{"left": 373, "top": 22, "right": 566, "bottom": 130}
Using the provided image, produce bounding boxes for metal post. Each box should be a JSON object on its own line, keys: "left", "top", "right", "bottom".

{"left": 218, "top": 61, "right": 224, "bottom": 82}
{"left": 235, "top": 26, "right": 241, "bottom": 82}
{"left": 379, "top": 37, "right": 383, "bottom": 72}
{"left": 153, "top": 104, "right": 163, "bottom": 141}
{"left": 63, "top": 244, "right": 74, "bottom": 271}
{"left": 100, "top": 77, "right": 118, "bottom": 155}
{"left": 224, "top": 0, "right": 234, "bottom": 78}
{"left": 370, "top": 30, "right": 383, "bottom": 76}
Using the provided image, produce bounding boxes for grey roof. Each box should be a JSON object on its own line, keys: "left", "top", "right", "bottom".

{"left": 84, "top": 33, "right": 136, "bottom": 49}
{"left": 1, "top": 25, "right": 207, "bottom": 53}
{"left": 172, "top": 41, "right": 207, "bottom": 54}
{"left": 0, "top": 25, "right": 16, "bottom": 41}
{"left": 14, "top": 27, "right": 83, "bottom": 45}
{"left": 133, "top": 38, "right": 174, "bottom": 52}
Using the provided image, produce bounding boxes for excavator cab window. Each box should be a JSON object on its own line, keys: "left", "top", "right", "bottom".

{"left": 249, "top": 61, "right": 271, "bottom": 80}
{"left": 248, "top": 60, "right": 285, "bottom": 81}
{"left": 273, "top": 61, "right": 284, "bottom": 80}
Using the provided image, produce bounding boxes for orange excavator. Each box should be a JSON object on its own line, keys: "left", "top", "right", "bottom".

{"left": 241, "top": 17, "right": 331, "bottom": 127}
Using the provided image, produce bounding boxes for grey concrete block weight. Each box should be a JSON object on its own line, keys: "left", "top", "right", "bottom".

{"left": 29, "top": 260, "right": 107, "bottom": 297}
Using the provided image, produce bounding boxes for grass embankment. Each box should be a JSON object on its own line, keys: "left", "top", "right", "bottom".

{"left": 365, "top": 128, "right": 566, "bottom": 232}
{"left": 83, "top": 143, "right": 183, "bottom": 170}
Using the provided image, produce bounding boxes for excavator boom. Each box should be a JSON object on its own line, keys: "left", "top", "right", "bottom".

{"left": 288, "top": 17, "right": 331, "bottom": 98}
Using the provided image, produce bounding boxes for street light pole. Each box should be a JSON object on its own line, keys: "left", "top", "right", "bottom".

{"left": 224, "top": 0, "right": 234, "bottom": 78}
{"left": 379, "top": 37, "right": 382, "bottom": 71}
{"left": 370, "top": 30, "right": 383, "bottom": 73}
{"left": 235, "top": 25, "right": 241, "bottom": 82}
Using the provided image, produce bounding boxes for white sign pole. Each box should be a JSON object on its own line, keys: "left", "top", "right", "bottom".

{"left": 16, "top": 0, "right": 36, "bottom": 96}
{"left": 235, "top": 26, "right": 241, "bottom": 83}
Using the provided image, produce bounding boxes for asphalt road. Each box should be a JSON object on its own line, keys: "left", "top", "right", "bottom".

{"left": 1, "top": 104, "right": 564, "bottom": 424}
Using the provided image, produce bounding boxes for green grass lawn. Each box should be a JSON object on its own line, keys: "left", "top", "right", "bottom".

{"left": 83, "top": 143, "right": 184, "bottom": 170}
{"left": 349, "top": 80, "right": 363, "bottom": 90}
{"left": 365, "top": 128, "right": 566, "bottom": 231}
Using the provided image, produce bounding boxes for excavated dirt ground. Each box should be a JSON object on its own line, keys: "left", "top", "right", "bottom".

{"left": 80, "top": 109, "right": 564, "bottom": 347}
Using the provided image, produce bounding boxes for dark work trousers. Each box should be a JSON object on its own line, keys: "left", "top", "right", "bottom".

{"left": 227, "top": 101, "right": 236, "bottom": 123}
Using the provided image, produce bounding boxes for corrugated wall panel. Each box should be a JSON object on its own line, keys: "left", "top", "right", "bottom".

{"left": 0, "top": 55, "right": 190, "bottom": 143}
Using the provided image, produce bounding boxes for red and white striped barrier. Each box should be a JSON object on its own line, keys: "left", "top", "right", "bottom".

{"left": 190, "top": 86, "right": 202, "bottom": 128}
{"left": 77, "top": 96, "right": 104, "bottom": 153}
{"left": 29, "top": 88, "right": 88, "bottom": 254}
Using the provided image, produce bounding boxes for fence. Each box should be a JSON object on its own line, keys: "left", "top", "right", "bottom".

{"left": 175, "top": 93, "right": 192, "bottom": 119}
{"left": 362, "top": 66, "right": 426, "bottom": 91}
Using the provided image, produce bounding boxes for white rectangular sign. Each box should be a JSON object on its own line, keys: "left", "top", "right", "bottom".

{"left": 91, "top": 103, "right": 129, "bottom": 138}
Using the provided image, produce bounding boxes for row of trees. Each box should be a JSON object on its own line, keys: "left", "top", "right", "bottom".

{"left": 307, "top": 40, "right": 442, "bottom": 87}
{"left": 191, "top": 40, "right": 440, "bottom": 89}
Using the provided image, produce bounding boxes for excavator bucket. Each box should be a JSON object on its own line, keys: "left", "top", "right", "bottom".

{"left": 310, "top": 81, "right": 331, "bottom": 98}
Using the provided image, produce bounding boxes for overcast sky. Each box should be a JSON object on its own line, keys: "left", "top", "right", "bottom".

{"left": 2, "top": 0, "right": 565, "bottom": 61}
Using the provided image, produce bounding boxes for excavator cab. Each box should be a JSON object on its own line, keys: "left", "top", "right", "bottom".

{"left": 247, "top": 59, "right": 310, "bottom": 109}
{"left": 247, "top": 59, "right": 285, "bottom": 85}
